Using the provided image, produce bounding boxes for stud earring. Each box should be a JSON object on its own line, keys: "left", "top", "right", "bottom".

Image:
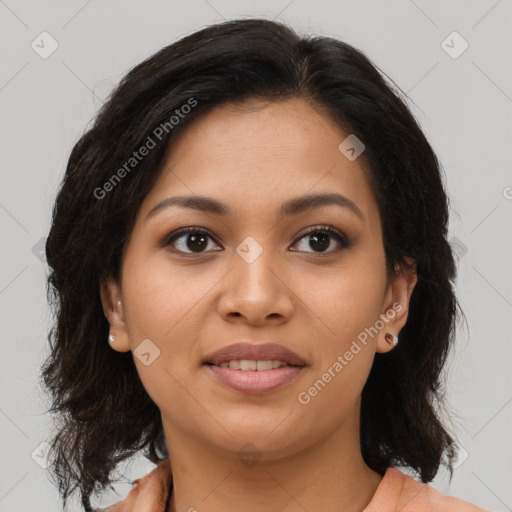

{"left": 385, "top": 332, "right": 398, "bottom": 347}
{"left": 108, "top": 332, "right": 116, "bottom": 343}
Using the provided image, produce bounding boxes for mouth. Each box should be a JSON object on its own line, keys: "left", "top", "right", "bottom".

{"left": 207, "top": 359, "right": 297, "bottom": 370}
{"left": 203, "top": 341, "right": 307, "bottom": 367}
{"left": 203, "top": 342, "right": 307, "bottom": 394}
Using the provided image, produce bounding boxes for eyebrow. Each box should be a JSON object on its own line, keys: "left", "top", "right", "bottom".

{"left": 146, "top": 192, "right": 364, "bottom": 221}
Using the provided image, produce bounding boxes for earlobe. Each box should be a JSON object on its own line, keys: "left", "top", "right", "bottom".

{"left": 384, "top": 332, "right": 399, "bottom": 348}
{"left": 376, "top": 258, "right": 418, "bottom": 354}
{"left": 99, "top": 277, "right": 131, "bottom": 353}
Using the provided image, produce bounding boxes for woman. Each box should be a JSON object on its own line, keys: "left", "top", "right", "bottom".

{"left": 41, "top": 18, "right": 490, "bottom": 512}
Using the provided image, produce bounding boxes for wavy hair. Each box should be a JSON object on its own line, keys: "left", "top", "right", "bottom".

{"left": 40, "top": 17, "right": 463, "bottom": 510}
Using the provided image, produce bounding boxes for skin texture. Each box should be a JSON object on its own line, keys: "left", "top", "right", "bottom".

{"left": 101, "top": 98, "right": 417, "bottom": 512}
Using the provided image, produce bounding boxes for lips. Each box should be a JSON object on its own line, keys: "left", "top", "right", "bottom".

{"left": 203, "top": 342, "right": 307, "bottom": 367}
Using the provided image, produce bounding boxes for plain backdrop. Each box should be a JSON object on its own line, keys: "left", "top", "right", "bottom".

{"left": 0, "top": 1, "right": 511, "bottom": 511}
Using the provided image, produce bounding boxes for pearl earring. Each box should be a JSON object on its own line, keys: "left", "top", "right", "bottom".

{"left": 108, "top": 333, "right": 116, "bottom": 343}
{"left": 385, "top": 332, "right": 398, "bottom": 347}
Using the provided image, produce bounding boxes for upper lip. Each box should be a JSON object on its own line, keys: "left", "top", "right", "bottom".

{"left": 203, "top": 342, "right": 307, "bottom": 367}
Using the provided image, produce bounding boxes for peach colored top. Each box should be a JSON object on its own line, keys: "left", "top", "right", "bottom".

{"left": 102, "top": 459, "right": 491, "bottom": 512}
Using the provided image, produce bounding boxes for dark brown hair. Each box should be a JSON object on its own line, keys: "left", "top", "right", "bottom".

{"left": 41, "top": 17, "right": 462, "bottom": 510}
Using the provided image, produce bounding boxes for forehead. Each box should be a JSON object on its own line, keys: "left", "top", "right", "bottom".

{"left": 139, "top": 98, "right": 379, "bottom": 228}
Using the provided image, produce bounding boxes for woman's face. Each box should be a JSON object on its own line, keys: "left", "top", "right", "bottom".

{"left": 102, "top": 98, "right": 416, "bottom": 460}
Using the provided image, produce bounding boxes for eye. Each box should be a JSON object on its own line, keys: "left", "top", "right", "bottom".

{"left": 160, "top": 227, "right": 221, "bottom": 255}
{"left": 290, "top": 225, "right": 354, "bottom": 255}
{"left": 161, "top": 224, "right": 354, "bottom": 256}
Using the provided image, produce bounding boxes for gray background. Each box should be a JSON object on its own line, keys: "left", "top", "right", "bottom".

{"left": 1, "top": 1, "right": 511, "bottom": 511}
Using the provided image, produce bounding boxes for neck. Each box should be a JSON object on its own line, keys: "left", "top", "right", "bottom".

{"left": 164, "top": 403, "right": 383, "bottom": 512}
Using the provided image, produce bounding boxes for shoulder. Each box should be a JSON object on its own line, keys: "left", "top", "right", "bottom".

{"left": 364, "top": 467, "right": 491, "bottom": 512}
{"left": 100, "top": 459, "right": 172, "bottom": 512}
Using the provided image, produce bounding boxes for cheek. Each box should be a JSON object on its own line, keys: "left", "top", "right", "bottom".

{"left": 293, "top": 352, "right": 372, "bottom": 448}
{"left": 295, "top": 275, "right": 382, "bottom": 437}
{"left": 295, "top": 257, "right": 385, "bottom": 420}
{"left": 302, "top": 258, "right": 387, "bottom": 349}
{"left": 120, "top": 254, "right": 215, "bottom": 399}
{"left": 122, "top": 252, "right": 213, "bottom": 342}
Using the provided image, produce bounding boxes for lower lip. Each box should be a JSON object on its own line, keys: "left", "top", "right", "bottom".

{"left": 206, "top": 365, "right": 305, "bottom": 394}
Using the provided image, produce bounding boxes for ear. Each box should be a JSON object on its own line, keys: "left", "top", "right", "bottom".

{"left": 99, "top": 276, "right": 131, "bottom": 353}
{"left": 376, "top": 257, "right": 418, "bottom": 354}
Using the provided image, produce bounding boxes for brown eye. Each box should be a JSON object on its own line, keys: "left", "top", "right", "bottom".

{"left": 161, "top": 227, "right": 221, "bottom": 254}
{"left": 291, "top": 225, "right": 354, "bottom": 255}
{"left": 161, "top": 224, "right": 354, "bottom": 257}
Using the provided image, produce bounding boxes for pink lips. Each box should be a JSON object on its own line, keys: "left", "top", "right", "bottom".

{"left": 203, "top": 342, "right": 307, "bottom": 395}
{"left": 203, "top": 342, "right": 306, "bottom": 367}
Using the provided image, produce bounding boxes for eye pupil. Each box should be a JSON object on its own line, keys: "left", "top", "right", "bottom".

{"left": 165, "top": 226, "right": 348, "bottom": 256}
{"left": 187, "top": 233, "right": 208, "bottom": 252}
{"left": 310, "top": 233, "right": 330, "bottom": 252}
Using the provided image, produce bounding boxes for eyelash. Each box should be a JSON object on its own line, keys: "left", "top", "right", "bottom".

{"left": 160, "top": 225, "right": 354, "bottom": 257}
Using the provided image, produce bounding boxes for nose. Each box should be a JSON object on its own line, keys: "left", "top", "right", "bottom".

{"left": 217, "top": 243, "right": 294, "bottom": 326}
